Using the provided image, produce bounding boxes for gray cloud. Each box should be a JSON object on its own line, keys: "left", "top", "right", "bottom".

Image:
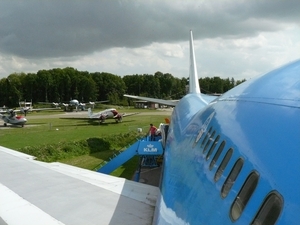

{"left": 1, "top": 0, "right": 299, "bottom": 58}
{"left": 0, "top": 0, "right": 299, "bottom": 79}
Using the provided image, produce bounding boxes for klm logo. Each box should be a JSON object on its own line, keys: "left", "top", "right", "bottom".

{"left": 144, "top": 144, "right": 158, "bottom": 153}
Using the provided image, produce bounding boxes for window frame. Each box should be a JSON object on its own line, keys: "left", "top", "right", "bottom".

{"left": 214, "top": 148, "right": 233, "bottom": 182}
{"left": 206, "top": 135, "right": 220, "bottom": 160}
{"left": 251, "top": 191, "right": 283, "bottom": 225}
{"left": 230, "top": 171, "right": 260, "bottom": 221}
{"left": 209, "top": 140, "right": 226, "bottom": 171}
{"left": 221, "top": 158, "right": 244, "bottom": 198}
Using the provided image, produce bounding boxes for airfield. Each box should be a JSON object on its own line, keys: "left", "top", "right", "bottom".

{"left": 0, "top": 107, "right": 171, "bottom": 186}
{"left": 0, "top": 108, "right": 172, "bottom": 128}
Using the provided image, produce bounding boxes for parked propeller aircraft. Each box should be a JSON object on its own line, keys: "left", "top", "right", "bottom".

{"left": 60, "top": 107, "right": 138, "bottom": 124}
{"left": 49, "top": 99, "right": 109, "bottom": 112}
{"left": 0, "top": 31, "right": 299, "bottom": 224}
{"left": 61, "top": 99, "right": 87, "bottom": 111}
{"left": 88, "top": 108, "right": 124, "bottom": 123}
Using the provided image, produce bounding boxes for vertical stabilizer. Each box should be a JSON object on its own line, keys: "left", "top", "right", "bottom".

{"left": 88, "top": 108, "right": 93, "bottom": 118}
{"left": 189, "top": 30, "right": 201, "bottom": 94}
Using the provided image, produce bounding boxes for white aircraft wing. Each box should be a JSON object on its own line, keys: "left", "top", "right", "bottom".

{"left": 124, "top": 93, "right": 218, "bottom": 107}
{"left": 0, "top": 108, "right": 61, "bottom": 115}
{"left": 124, "top": 94, "right": 179, "bottom": 107}
{"left": 0, "top": 146, "right": 158, "bottom": 225}
{"left": 29, "top": 107, "right": 61, "bottom": 111}
{"left": 120, "top": 112, "right": 140, "bottom": 117}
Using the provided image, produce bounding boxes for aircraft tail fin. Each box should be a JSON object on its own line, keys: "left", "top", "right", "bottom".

{"left": 189, "top": 30, "right": 201, "bottom": 94}
{"left": 88, "top": 108, "right": 93, "bottom": 118}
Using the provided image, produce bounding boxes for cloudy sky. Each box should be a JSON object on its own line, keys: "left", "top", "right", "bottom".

{"left": 0, "top": 0, "right": 299, "bottom": 80}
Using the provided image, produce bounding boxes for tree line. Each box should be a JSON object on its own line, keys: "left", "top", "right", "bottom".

{"left": 0, "top": 67, "right": 246, "bottom": 107}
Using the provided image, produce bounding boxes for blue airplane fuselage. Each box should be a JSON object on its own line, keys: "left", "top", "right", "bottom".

{"left": 154, "top": 60, "right": 300, "bottom": 224}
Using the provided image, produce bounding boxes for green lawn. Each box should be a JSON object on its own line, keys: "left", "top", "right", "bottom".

{"left": 1, "top": 108, "right": 171, "bottom": 179}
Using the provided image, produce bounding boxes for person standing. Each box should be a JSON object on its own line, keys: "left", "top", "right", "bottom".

{"left": 148, "top": 123, "right": 157, "bottom": 141}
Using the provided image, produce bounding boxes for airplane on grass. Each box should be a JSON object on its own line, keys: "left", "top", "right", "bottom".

{"left": 60, "top": 107, "right": 139, "bottom": 124}
{"left": 88, "top": 107, "right": 124, "bottom": 123}
{"left": 0, "top": 31, "right": 299, "bottom": 224}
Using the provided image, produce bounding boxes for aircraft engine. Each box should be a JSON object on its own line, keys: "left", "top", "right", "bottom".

{"left": 115, "top": 114, "right": 123, "bottom": 123}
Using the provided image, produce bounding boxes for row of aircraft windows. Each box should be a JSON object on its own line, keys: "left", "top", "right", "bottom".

{"left": 198, "top": 126, "right": 283, "bottom": 224}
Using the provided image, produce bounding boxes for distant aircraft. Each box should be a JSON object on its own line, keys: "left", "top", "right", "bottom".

{"left": 0, "top": 31, "right": 299, "bottom": 224}
{"left": 60, "top": 99, "right": 87, "bottom": 111}
{"left": 0, "top": 109, "right": 27, "bottom": 127}
{"left": 61, "top": 107, "right": 138, "bottom": 124}
{"left": 19, "top": 100, "right": 33, "bottom": 115}
{"left": 18, "top": 100, "right": 60, "bottom": 116}
{"left": 51, "top": 99, "right": 109, "bottom": 112}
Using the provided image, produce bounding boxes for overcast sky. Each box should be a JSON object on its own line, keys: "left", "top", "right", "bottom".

{"left": 0, "top": 0, "right": 299, "bottom": 80}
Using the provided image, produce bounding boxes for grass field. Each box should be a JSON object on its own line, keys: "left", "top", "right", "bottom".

{"left": 0, "top": 107, "right": 171, "bottom": 179}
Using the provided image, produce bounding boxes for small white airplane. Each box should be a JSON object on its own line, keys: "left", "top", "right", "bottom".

{"left": 61, "top": 99, "right": 86, "bottom": 111}
{"left": 0, "top": 109, "right": 27, "bottom": 127}
{"left": 53, "top": 99, "right": 109, "bottom": 112}
{"left": 61, "top": 107, "right": 139, "bottom": 124}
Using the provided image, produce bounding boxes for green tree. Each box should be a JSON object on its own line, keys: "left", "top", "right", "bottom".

{"left": 5, "top": 73, "right": 23, "bottom": 106}
{"left": 21, "top": 73, "right": 37, "bottom": 101}
{"left": 171, "top": 77, "right": 187, "bottom": 99}
{"left": 154, "top": 72, "right": 174, "bottom": 98}
{"left": 236, "top": 79, "right": 246, "bottom": 86}
{"left": 211, "top": 77, "right": 223, "bottom": 93}
{"left": 63, "top": 67, "right": 79, "bottom": 101}
{"left": 36, "top": 70, "right": 53, "bottom": 102}
{"left": 77, "top": 72, "right": 97, "bottom": 102}
{"left": 0, "top": 78, "right": 9, "bottom": 106}
{"left": 92, "top": 72, "right": 126, "bottom": 104}
{"left": 123, "top": 74, "right": 144, "bottom": 95}
{"left": 199, "top": 77, "right": 211, "bottom": 94}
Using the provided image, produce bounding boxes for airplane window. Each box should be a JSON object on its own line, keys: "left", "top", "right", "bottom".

{"left": 206, "top": 135, "right": 220, "bottom": 160}
{"left": 214, "top": 148, "right": 233, "bottom": 182}
{"left": 251, "top": 191, "right": 283, "bottom": 225}
{"left": 221, "top": 158, "right": 244, "bottom": 198}
{"left": 201, "top": 127, "right": 212, "bottom": 148}
{"left": 230, "top": 171, "right": 259, "bottom": 221}
{"left": 203, "top": 131, "right": 216, "bottom": 154}
{"left": 209, "top": 141, "right": 226, "bottom": 171}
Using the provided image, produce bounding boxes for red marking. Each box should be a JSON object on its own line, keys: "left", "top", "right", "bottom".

{"left": 111, "top": 110, "right": 118, "bottom": 116}
{"left": 16, "top": 116, "right": 24, "bottom": 120}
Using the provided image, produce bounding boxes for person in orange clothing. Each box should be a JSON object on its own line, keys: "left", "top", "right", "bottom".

{"left": 148, "top": 123, "right": 157, "bottom": 141}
